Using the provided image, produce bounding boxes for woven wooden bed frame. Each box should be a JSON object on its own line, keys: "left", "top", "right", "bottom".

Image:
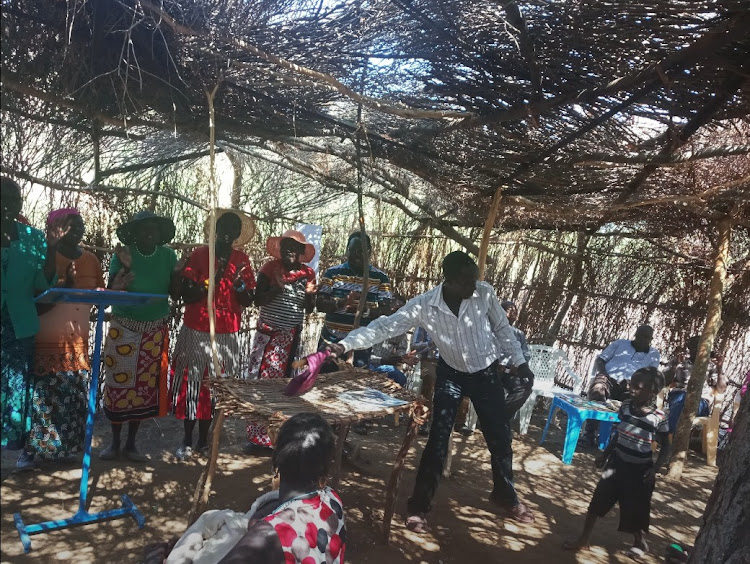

{"left": 188, "top": 367, "right": 427, "bottom": 543}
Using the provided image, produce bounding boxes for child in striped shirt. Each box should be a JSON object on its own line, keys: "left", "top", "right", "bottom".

{"left": 564, "top": 366, "right": 670, "bottom": 560}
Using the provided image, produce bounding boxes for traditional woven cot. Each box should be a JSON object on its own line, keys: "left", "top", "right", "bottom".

{"left": 189, "top": 367, "right": 425, "bottom": 543}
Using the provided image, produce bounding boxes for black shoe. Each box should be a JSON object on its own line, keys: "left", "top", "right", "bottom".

{"left": 454, "top": 424, "right": 474, "bottom": 437}
{"left": 352, "top": 422, "right": 370, "bottom": 436}
{"left": 243, "top": 442, "right": 273, "bottom": 456}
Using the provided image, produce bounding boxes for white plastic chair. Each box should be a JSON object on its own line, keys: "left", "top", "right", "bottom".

{"left": 518, "top": 345, "right": 582, "bottom": 434}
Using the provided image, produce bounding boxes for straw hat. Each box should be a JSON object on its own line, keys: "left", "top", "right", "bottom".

{"left": 266, "top": 229, "right": 316, "bottom": 263}
{"left": 117, "top": 210, "right": 176, "bottom": 246}
{"left": 204, "top": 208, "right": 256, "bottom": 248}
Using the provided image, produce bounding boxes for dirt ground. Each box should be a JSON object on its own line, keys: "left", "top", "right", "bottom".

{"left": 1, "top": 407, "right": 716, "bottom": 564}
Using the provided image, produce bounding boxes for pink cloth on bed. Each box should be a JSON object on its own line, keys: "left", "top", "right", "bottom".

{"left": 284, "top": 351, "right": 331, "bottom": 396}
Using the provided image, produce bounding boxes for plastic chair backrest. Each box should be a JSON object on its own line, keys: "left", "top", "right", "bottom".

{"left": 528, "top": 345, "right": 559, "bottom": 386}
{"left": 528, "top": 344, "right": 582, "bottom": 393}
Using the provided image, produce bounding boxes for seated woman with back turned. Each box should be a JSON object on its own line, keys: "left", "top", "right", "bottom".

{"left": 144, "top": 413, "right": 345, "bottom": 564}
{"left": 222, "top": 412, "right": 345, "bottom": 563}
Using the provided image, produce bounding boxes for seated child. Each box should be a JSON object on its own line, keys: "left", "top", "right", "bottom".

{"left": 563, "top": 367, "right": 670, "bottom": 560}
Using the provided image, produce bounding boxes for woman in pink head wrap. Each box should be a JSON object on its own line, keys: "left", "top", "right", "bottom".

{"left": 17, "top": 208, "right": 105, "bottom": 470}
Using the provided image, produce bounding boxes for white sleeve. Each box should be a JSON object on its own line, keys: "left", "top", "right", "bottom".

{"left": 485, "top": 284, "right": 526, "bottom": 366}
{"left": 339, "top": 296, "right": 423, "bottom": 353}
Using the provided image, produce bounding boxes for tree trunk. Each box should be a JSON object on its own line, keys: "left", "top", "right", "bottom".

{"left": 687, "top": 386, "right": 750, "bottom": 563}
{"left": 667, "top": 216, "right": 732, "bottom": 480}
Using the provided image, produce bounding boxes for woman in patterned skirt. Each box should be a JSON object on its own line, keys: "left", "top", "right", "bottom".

{"left": 1, "top": 178, "right": 62, "bottom": 468}
{"left": 170, "top": 210, "right": 256, "bottom": 461}
{"left": 245, "top": 230, "right": 316, "bottom": 454}
{"left": 100, "top": 211, "right": 183, "bottom": 462}
{"left": 23, "top": 209, "right": 105, "bottom": 470}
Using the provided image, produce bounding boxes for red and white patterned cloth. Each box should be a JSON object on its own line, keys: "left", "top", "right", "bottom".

{"left": 264, "top": 487, "right": 346, "bottom": 564}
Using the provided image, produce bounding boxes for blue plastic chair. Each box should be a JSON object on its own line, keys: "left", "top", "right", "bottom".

{"left": 540, "top": 394, "right": 620, "bottom": 464}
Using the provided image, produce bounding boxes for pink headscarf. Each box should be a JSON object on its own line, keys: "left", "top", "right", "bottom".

{"left": 47, "top": 207, "right": 80, "bottom": 227}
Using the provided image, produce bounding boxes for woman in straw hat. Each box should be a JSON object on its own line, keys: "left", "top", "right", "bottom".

{"left": 100, "top": 211, "right": 182, "bottom": 462}
{"left": 170, "top": 209, "right": 256, "bottom": 461}
{"left": 245, "top": 230, "right": 316, "bottom": 455}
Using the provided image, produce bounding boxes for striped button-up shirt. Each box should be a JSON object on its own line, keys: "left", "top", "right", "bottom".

{"left": 339, "top": 282, "right": 526, "bottom": 373}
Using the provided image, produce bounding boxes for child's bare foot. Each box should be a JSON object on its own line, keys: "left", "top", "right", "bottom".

{"left": 562, "top": 539, "right": 590, "bottom": 551}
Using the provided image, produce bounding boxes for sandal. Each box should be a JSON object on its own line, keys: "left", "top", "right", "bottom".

{"left": 405, "top": 513, "right": 428, "bottom": 534}
{"left": 498, "top": 502, "right": 535, "bottom": 524}
{"left": 624, "top": 546, "right": 646, "bottom": 562}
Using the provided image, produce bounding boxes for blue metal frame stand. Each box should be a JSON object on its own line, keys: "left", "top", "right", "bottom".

{"left": 13, "top": 290, "right": 163, "bottom": 553}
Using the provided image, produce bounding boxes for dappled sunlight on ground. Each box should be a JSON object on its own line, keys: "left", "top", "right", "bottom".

{"left": 1, "top": 408, "right": 717, "bottom": 563}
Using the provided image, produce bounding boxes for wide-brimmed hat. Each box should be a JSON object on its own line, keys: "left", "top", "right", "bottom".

{"left": 116, "top": 210, "right": 176, "bottom": 246}
{"left": 203, "top": 208, "right": 255, "bottom": 248}
{"left": 266, "top": 229, "right": 316, "bottom": 263}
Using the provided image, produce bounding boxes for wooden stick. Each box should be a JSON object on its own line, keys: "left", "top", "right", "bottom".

{"left": 205, "top": 83, "right": 223, "bottom": 381}
{"left": 382, "top": 402, "right": 425, "bottom": 543}
{"left": 332, "top": 423, "right": 349, "bottom": 488}
{"left": 477, "top": 186, "right": 504, "bottom": 279}
{"left": 187, "top": 409, "right": 226, "bottom": 525}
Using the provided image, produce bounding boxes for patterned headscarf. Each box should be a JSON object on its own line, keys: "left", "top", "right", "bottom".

{"left": 47, "top": 207, "right": 80, "bottom": 227}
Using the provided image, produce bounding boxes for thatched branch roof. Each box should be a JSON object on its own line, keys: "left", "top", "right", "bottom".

{"left": 2, "top": 0, "right": 749, "bottom": 234}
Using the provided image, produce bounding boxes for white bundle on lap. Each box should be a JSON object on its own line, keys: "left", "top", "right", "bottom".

{"left": 166, "top": 491, "right": 280, "bottom": 564}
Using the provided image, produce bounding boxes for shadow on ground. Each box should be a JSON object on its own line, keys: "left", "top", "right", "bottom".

{"left": 1, "top": 406, "right": 716, "bottom": 563}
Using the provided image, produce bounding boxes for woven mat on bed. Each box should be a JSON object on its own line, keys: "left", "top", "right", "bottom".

{"left": 211, "top": 368, "right": 419, "bottom": 425}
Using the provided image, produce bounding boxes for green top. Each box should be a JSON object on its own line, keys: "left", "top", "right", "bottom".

{"left": 0, "top": 223, "right": 53, "bottom": 339}
{"left": 110, "top": 245, "right": 177, "bottom": 321}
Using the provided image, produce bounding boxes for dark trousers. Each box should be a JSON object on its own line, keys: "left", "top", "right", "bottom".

{"left": 589, "top": 453, "right": 654, "bottom": 534}
{"left": 407, "top": 359, "right": 518, "bottom": 514}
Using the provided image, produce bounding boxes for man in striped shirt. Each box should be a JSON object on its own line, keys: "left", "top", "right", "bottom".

{"left": 328, "top": 251, "right": 537, "bottom": 531}
{"left": 316, "top": 231, "right": 392, "bottom": 368}
{"left": 564, "top": 367, "right": 670, "bottom": 558}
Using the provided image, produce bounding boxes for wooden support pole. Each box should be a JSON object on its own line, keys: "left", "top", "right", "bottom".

{"left": 477, "top": 186, "right": 504, "bottom": 280}
{"left": 187, "top": 408, "right": 226, "bottom": 525}
{"left": 91, "top": 119, "right": 101, "bottom": 185}
{"left": 332, "top": 423, "right": 350, "bottom": 488}
{"left": 667, "top": 215, "right": 732, "bottom": 480}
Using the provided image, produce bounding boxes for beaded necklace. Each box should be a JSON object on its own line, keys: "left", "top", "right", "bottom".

{"left": 133, "top": 243, "right": 157, "bottom": 258}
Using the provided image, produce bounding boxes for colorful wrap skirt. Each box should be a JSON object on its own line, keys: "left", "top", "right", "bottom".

{"left": 246, "top": 322, "right": 301, "bottom": 446}
{"left": 1, "top": 309, "right": 34, "bottom": 450}
{"left": 30, "top": 339, "right": 90, "bottom": 458}
{"left": 103, "top": 316, "right": 170, "bottom": 423}
{"left": 28, "top": 370, "right": 88, "bottom": 458}
{"left": 170, "top": 325, "right": 240, "bottom": 421}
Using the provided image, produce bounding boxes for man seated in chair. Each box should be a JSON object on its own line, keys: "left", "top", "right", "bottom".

{"left": 582, "top": 325, "right": 661, "bottom": 446}
{"left": 664, "top": 336, "right": 726, "bottom": 434}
